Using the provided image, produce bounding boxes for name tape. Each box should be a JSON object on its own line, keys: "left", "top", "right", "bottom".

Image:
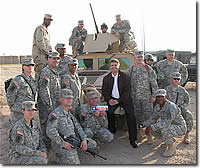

{"left": 91, "top": 106, "right": 108, "bottom": 111}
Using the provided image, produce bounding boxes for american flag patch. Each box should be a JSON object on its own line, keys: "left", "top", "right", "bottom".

{"left": 44, "top": 76, "right": 49, "bottom": 81}
{"left": 91, "top": 106, "right": 108, "bottom": 111}
{"left": 51, "top": 113, "right": 57, "bottom": 117}
{"left": 13, "top": 81, "right": 19, "bottom": 87}
{"left": 16, "top": 130, "right": 23, "bottom": 136}
{"left": 64, "top": 81, "right": 69, "bottom": 85}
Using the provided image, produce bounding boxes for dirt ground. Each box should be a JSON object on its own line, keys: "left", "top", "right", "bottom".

{"left": 0, "top": 64, "right": 197, "bottom": 165}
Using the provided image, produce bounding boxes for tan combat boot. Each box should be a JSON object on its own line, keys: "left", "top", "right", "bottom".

{"left": 163, "top": 143, "right": 176, "bottom": 157}
{"left": 184, "top": 131, "right": 190, "bottom": 144}
{"left": 147, "top": 134, "right": 153, "bottom": 144}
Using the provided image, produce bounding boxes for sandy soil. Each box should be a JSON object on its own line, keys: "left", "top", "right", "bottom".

{"left": 0, "top": 64, "right": 197, "bottom": 165}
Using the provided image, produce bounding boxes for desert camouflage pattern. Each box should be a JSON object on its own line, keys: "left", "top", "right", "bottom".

{"left": 78, "top": 104, "right": 113, "bottom": 144}
{"left": 142, "top": 100, "right": 187, "bottom": 144}
{"left": 8, "top": 119, "right": 47, "bottom": 164}
{"left": 156, "top": 59, "right": 188, "bottom": 88}
{"left": 46, "top": 106, "right": 96, "bottom": 164}
{"left": 165, "top": 85, "right": 193, "bottom": 132}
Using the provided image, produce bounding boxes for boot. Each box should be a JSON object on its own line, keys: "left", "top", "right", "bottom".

{"left": 147, "top": 134, "right": 153, "bottom": 145}
{"left": 137, "top": 128, "right": 143, "bottom": 140}
{"left": 184, "top": 131, "right": 190, "bottom": 144}
{"left": 163, "top": 143, "right": 176, "bottom": 157}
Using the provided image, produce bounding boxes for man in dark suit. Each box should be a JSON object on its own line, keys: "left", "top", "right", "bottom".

{"left": 102, "top": 58, "right": 138, "bottom": 148}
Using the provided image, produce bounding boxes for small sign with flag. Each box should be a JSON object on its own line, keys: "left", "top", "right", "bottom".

{"left": 91, "top": 106, "right": 108, "bottom": 111}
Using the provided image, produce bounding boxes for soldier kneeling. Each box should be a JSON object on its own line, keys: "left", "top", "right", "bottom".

{"left": 139, "top": 89, "right": 186, "bottom": 157}
{"left": 8, "top": 101, "right": 48, "bottom": 164}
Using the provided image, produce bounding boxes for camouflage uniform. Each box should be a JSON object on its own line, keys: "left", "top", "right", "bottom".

{"left": 32, "top": 14, "right": 52, "bottom": 81}
{"left": 78, "top": 103, "right": 113, "bottom": 144}
{"left": 165, "top": 85, "right": 193, "bottom": 132}
{"left": 46, "top": 106, "right": 97, "bottom": 164}
{"left": 9, "top": 102, "right": 47, "bottom": 164}
{"left": 111, "top": 15, "right": 136, "bottom": 52}
{"left": 37, "top": 63, "right": 61, "bottom": 147}
{"left": 142, "top": 99, "right": 186, "bottom": 145}
{"left": 69, "top": 21, "right": 87, "bottom": 55}
{"left": 128, "top": 63, "right": 158, "bottom": 124}
{"left": 6, "top": 58, "right": 36, "bottom": 126}
{"left": 156, "top": 59, "right": 188, "bottom": 88}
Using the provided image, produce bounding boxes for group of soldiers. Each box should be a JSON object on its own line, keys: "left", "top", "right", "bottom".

{"left": 5, "top": 13, "right": 194, "bottom": 164}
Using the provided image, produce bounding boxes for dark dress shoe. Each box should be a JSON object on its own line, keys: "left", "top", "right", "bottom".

{"left": 130, "top": 141, "right": 138, "bottom": 148}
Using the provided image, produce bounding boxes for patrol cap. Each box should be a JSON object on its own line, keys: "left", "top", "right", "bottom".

{"left": 170, "top": 72, "right": 181, "bottom": 79}
{"left": 166, "top": 49, "right": 175, "bottom": 55}
{"left": 55, "top": 43, "right": 66, "bottom": 50}
{"left": 87, "top": 91, "right": 98, "bottom": 99}
{"left": 116, "top": 14, "right": 121, "bottom": 20}
{"left": 101, "top": 23, "right": 108, "bottom": 29}
{"left": 68, "top": 58, "right": 79, "bottom": 65}
{"left": 155, "top": 89, "right": 167, "bottom": 97}
{"left": 60, "top": 88, "right": 74, "bottom": 99}
{"left": 44, "top": 14, "right": 53, "bottom": 21}
{"left": 78, "top": 20, "right": 84, "bottom": 24}
{"left": 144, "top": 53, "right": 154, "bottom": 61}
{"left": 109, "top": 58, "right": 120, "bottom": 64}
{"left": 22, "top": 101, "right": 37, "bottom": 111}
{"left": 48, "top": 52, "right": 60, "bottom": 58}
{"left": 21, "top": 57, "right": 35, "bottom": 66}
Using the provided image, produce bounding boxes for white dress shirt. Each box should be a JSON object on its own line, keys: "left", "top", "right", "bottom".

{"left": 111, "top": 73, "right": 120, "bottom": 99}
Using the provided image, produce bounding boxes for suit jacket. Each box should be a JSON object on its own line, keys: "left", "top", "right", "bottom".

{"left": 102, "top": 70, "right": 130, "bottom": 104}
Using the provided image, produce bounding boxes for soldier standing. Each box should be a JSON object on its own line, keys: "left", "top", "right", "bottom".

{"left": 78, "top": 91, "right": 113, "bottom": 144}
{"left": 69, "top": 20, "right": 87, "bottom": 55}
{"left": 139, "top": 89, "right": 186, "bottom": 157}
{"left": 156, "top": 49, "right": 188, "bottom": 88}
{"left": 111, "top": 14, "right": 136, "bottom": 52}
{"left": 32, "top": 14, "right": 53, "bottom": 81}
{"left": 8, "top": 101, "right": 47, "bottom": 164}
{"left": 46, "top": 88, "right": 97, "bottom": 164}
{"left": 6, "top": 58, "right": 36, "bottom": 125}
{"left": 128, "top": 53, "right": 158, "bottom": 142}
{"left": 144, "top": 53, "right": 157, "bottom": 73}
{"left": 62, "top": 58, "right": 82, "bottom": 116}
{"left": 165, "top": 72, "right": 193, "bottom": 144}
{"left": 37, "top": 52, "right": 61, "bottom": 148}
{"left": 55, "top": 43, "right": 72, "bottom": 79}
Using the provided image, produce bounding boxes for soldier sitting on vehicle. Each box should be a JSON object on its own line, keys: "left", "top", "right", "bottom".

{"left": 78, "top": 91, "right": 113, "bottom": 145}
{"left": 139, "top": 89, "right": 187, "bottom": 157}
{"left": 101, "top": 23, "right": 108, "bottom": 33}
{"left": 8, "top": 101, "right": 47, "bottom": 165}
{"left": 165, "top": 72, "right": 193, "bottom": 144}
{"left": 69, "top": 20, "right": 87, "bottom": 55}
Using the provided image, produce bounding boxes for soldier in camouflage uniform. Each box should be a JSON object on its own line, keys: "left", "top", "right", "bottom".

{"left": 46, "top": 89, "right": 97, "bottom": 164}
{"left": 55, "top": 43, "right": 72, "bottom": 80}
{"left": 165, "top": 72, "right": 193, "bottom": 144}
{"left": 128, "top": 53, "right": 158, "bottom": 142}
{"left": 6, "top": 58, "right": 36, "bottom": 126}
{"left": 144, "top": 53, "right": 157, "bottom": 73}
{"left": 69, "top": 20, "right": 87, "bottom": 55}
{"left": 111, "top": 14, "right": 136, "bottom": 52}
{"left": 156, "top": 49, "right": 188, "bottom": 88}
{"left": 8, "top": 101, "right": 47, "bottom": 164}
{"left": 62, "top": 58, "right": 81, "bottom": 116}
{"left": 140, "top": 89, "right": 186, "bottom": 157}
{"left": 78, "top": 91, "right": 113, "bottom": 144}
{"left": 37, "top": 52, "right": 61, "bottom": 148}
{"left": 101, "top": 23, "right": 108, "bottom": 33}
{"left": 32, "top": 14, "right": 53, "bottom": 81}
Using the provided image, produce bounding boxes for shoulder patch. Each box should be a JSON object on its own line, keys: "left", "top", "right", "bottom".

{"left": 51, "top": 113, "right": 57, "bottom": 117}
{"left": 16, "top": 130, "right": 23, "bottom": 136}
{"left": 44, "top": 76, "right": 49, "bottom": 81}
{"left": 49, "top": 113, "right": 57, "bottom": 121}
{"left": 13, "top": 81, "right": 19, "bottom": 87}
{"left": 40, "top": 27, "right": 43, "bottom": 31}
{"left": 64, "top": 81, "right": 70, "bottom": 85}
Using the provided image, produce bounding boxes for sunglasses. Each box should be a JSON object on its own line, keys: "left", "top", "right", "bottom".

{"left": 173, "top": 78, "right": 180, "bottom": 80}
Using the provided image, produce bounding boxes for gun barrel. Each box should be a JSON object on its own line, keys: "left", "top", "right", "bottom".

{"left": 89, "top": 3, "right": 99, "bottom": 34}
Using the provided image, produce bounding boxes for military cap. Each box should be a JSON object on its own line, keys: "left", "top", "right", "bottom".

{"left": 144, "top": 53, "right": 154, "bottom": 61}
{"left": 55, "top": 43, "right": 66, "bottom": 50}
{"left": 170, "top": 72, "right": 181, "bottom": 79}
{"left": 48, "top": 52, "right": 59, "bottom": 58}
{"left": 135, "top": 53, "right": 144, "bottom": 58}
{"left": 78, "top": 20, "right": 84, "bottom": 24}
{"left": 101, "top": 23, "right": 108, "bottom": 29}
{"left": 87, "top": 91, "right": 98, "bottom": 99}
{"left": 21, "top": 57, "right": 35, "bottom": 66}
{"left": 155, "top": 89, "right": 167, "bottom": 97}
{"left": 109, "top": 58, "right": 120, "bottom": 64}
{"left": 61, "top": 88, "right": 74, "bottom": 99}
{"left": 44, "top": 14, "right": 53, "bottom": 21}
{"left": 116, "top": 14, "right": 121, "bottom": 20}
{"left": 68, "top": 58, "right": 79, "bottom": 65}
{"left": 166, "top": 49, "right": 175, "bottom": 55}
{"left": 22, "top": 101, "right": 37, "bottom": 111}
